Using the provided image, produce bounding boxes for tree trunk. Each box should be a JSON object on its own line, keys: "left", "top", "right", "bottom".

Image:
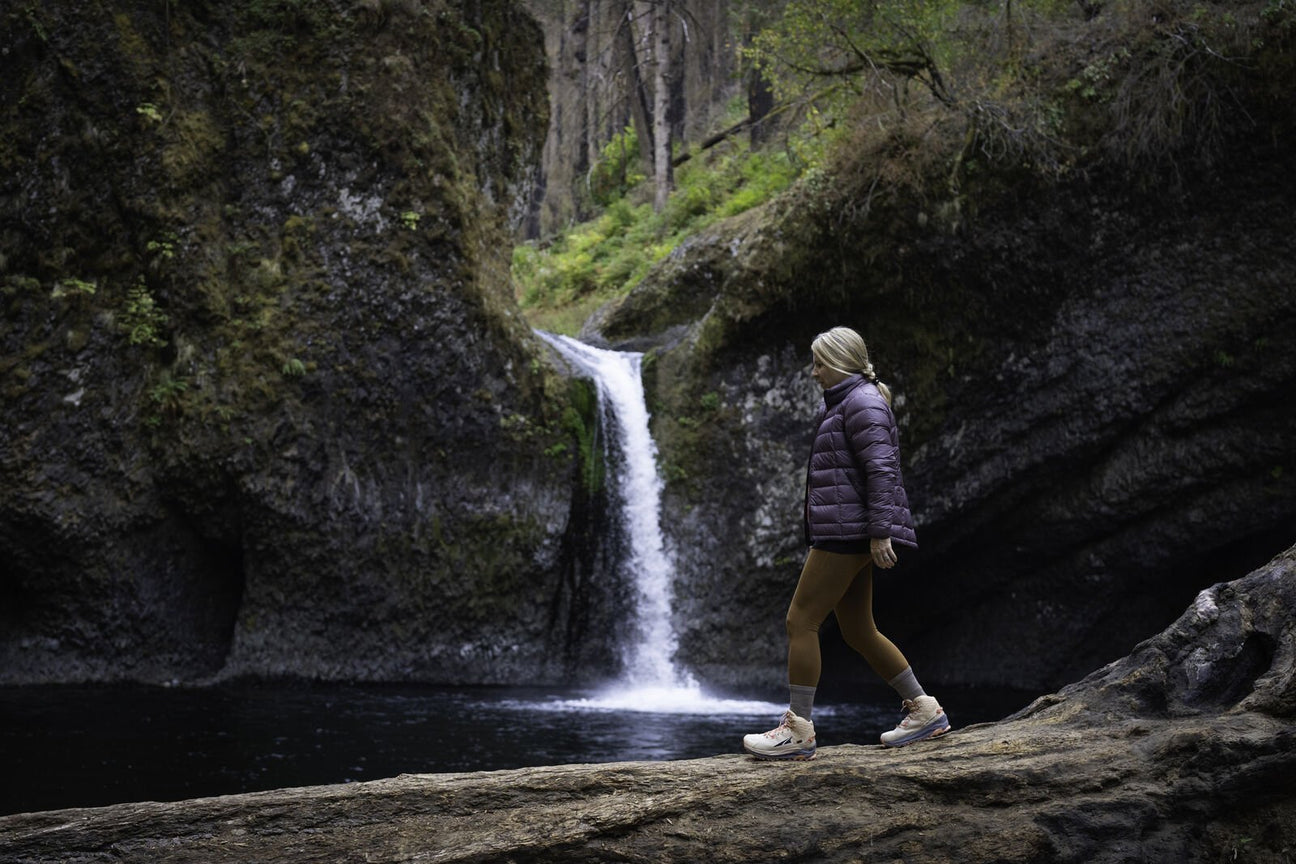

{"left": 616, "top": 1, "right": 654, "bottom": 168}
{"left": 737, "top": 1, "right": 779, "bottom": 146}
{"left": 651, "top": 0, "right": 673, "bottom": 212}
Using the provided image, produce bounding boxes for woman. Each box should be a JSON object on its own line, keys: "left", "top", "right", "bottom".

{"left": 742, "top": 326, "right": 949, "bottom": 760}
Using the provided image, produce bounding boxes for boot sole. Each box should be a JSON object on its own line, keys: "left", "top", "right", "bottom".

{"left": 744, "top": 745, "right": 817, "bottom": 761}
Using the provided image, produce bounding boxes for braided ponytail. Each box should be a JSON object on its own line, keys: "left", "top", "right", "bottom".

{"left": 811, "top": 326, "right": 892, "bottom": 406}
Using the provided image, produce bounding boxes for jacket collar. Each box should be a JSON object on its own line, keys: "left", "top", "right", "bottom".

{"left": 823, "top": 374, "right": 866, "bottom": 407}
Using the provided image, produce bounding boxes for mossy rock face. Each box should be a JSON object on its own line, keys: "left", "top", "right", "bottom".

{"left": 590, "top": 58, "right": 1296, "bottom": 693}
{"left": 0, "top": 1, "right": 624, "bottom": 685}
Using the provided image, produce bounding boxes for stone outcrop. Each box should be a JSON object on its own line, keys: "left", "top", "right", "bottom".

{"left": 3, "top": 544, "right": 1293, "bottom": 863}
{"left": 0, "top": 0, "right": 623, "bottom": 686}
{"left": 587, "top": 58, "right": 1296, "bottom": 693}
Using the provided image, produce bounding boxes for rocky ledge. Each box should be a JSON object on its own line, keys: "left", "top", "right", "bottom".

{"left": 3, "top": 545, "right": 1293, "bottom": 863}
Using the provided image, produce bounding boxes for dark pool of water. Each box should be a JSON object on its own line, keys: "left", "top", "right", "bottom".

{"left": 0, "top": 682, "right": 1035, "bottom": 817}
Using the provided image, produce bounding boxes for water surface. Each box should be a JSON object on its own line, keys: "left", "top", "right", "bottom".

{"left": 0, "top": 682, "right": 1034, "bottom": 816}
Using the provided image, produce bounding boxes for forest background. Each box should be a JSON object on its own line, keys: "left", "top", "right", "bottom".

{"left": 514, "top": 0, "right": 1290, "bottom": 333}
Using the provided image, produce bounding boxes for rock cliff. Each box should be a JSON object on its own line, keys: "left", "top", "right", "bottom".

{"left": 3, "top": 544, "right": 1292, "bottom": 862}
{"left": 585, "top": 4, "right": 1296, "bottom": 693}
{"left": 0, "top": 0, "right": 623, "bottom": 685}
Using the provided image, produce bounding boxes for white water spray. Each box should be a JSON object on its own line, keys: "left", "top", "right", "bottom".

{"left": 539, "top": 332, "right": 778, "bottom": 716}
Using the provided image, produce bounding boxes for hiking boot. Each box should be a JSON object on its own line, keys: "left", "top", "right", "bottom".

{"left": 743, "top": 710, "right": 817, "bottom": 761}
{"left": 879, "top": 695, "right": 950, "bottom": 747}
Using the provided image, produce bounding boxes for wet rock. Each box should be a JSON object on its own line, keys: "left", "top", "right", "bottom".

{"left": 2, "top": 545, "right": 1293, "bottom": 863}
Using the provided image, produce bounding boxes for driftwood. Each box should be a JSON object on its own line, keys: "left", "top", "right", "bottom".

{"left": 3, "top": 546, "right": 1294, "bottom": 863}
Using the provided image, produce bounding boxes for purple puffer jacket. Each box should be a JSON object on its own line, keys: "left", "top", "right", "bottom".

{"left": 803, "top": 374, "right": 918, "bottom": 549}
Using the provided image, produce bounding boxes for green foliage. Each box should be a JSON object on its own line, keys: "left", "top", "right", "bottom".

{"left": 520, "top": 0, "right": 1290, "bottom": 347}
{"left": 136, "top": 103, "right": 164, "bottom": 124}
{"left": 515, "top": 121, "right": 803, "bottom": 333}
{"left": 563, "top": 378, "right": 604, "bottom": 495}
{"left": 149, "top": 371, "right": 189, "bottom": 413}
{"left": 1261, "top": 0, "right": 1294, "bottom": 35}
{"left": 718, "top": 151, "right": 799, "bottom": 217}
{"left": 120, "top": 278, "right": 168, "bottom": 347}
{"left": 146, "top": 233, "right": 177, "bottom": 264}
{"left": 745, "top": 0, "right": 965, "bottom": 111}
{"left": 51, "top": 278, "right": 96, "bottom": 299}
{"left": 589, "top": 127, "right": 647, "bottom": 207}
{"left": 1065, "top": 48, "right": 1133, "bottom": 101}
{"left": 1061, "top": 0, "right": 1282, "bottom": 172}
{"left": 655, "top": 379, "right": 737, "bottom": 498}
{"left": 23, "top": 4, "right": 47, "bottom": 43}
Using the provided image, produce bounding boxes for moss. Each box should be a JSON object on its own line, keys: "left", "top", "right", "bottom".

{"left": 161, "top": 110, "right": 226, "bottom": 184}
{"left": 563, "top": 377, "right": 604, "bottom": 495}
{"left": 113, "top": 12, "right": 155, "bottom": 81}
{"left": 65, "top": 328, "right": 90, "bottom": 352}
{"left": 3, "top": 0, "right": 554, "bottom": 487}
{"left": 280, "top": 215, "right": 316, "bottom": 261}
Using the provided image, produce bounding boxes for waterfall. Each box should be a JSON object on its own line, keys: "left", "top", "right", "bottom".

{"left": 539, "top": 332, "right": 778, "bottom": 716}
{"left": 539, "top": 333, "right": 692, "bottom": 689}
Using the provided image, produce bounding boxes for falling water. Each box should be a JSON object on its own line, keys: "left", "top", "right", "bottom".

{"left": 539, "top": 332, "right": 778, "bottom": 716}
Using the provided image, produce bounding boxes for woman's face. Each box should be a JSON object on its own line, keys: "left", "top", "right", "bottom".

{"left": 811, "top": 355, "right": 849, "bottom": 390}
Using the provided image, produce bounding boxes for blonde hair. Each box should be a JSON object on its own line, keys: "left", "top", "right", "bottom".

{"left": 811, "top": 326, "right": 892, "bottom": 405}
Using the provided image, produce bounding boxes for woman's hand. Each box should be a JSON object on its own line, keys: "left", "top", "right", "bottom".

{"left": 871, "top": 537, "right": 898, "bottom": 569}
